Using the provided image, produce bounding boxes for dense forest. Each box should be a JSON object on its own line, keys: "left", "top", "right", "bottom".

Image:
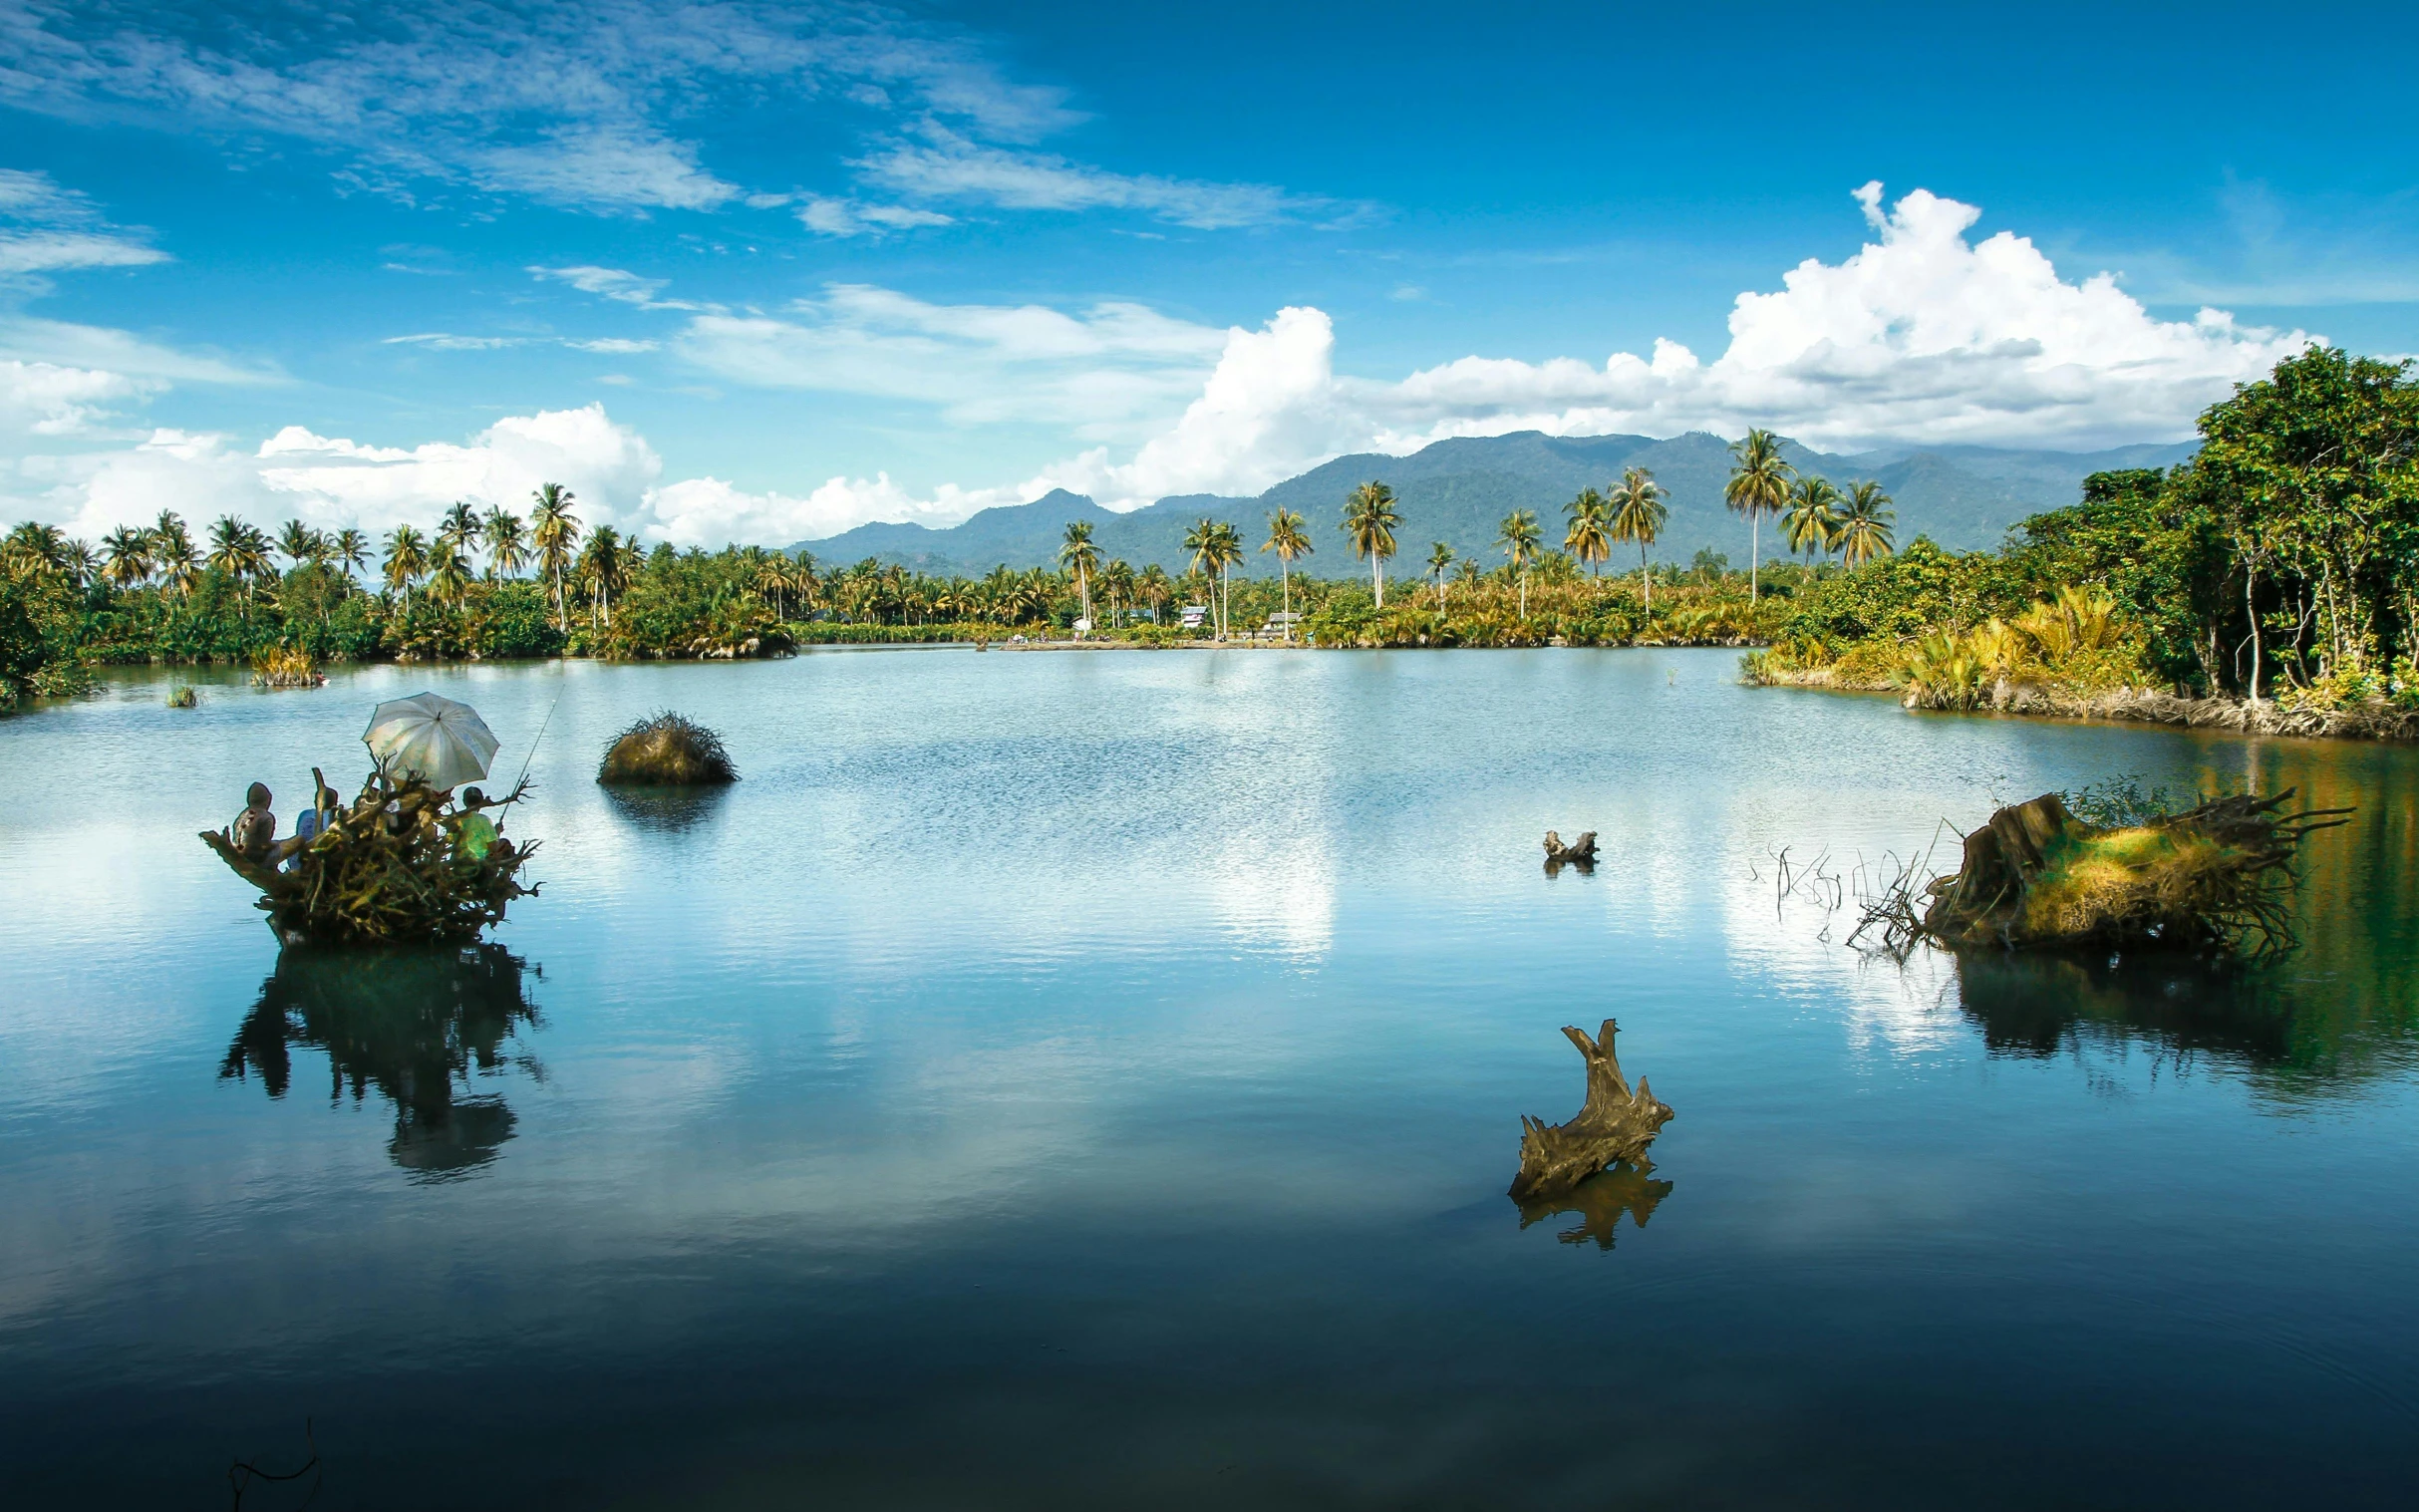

{"left": 1750, "top": 347, "right": 2419, "bottom": 716}
{"left": 4, "top": 346, "right": 2411, "bottom": 726}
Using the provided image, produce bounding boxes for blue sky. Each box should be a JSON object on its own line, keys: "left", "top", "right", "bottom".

{"left": 3, "top": 0, "right": 2414, "bottom": 545}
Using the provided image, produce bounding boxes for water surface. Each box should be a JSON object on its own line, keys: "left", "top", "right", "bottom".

{"left": 4, "top": 649, "right": 2416, "bottom": 1509}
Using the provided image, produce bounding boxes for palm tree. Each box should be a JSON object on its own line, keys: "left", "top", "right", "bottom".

{"left": 1497, "top": 509, "right": 1543, "bottom": 619}
{"left": 426, "top": 540, "right": 472, "bottom": 607}
{"left": 151, "top": 512, "right": 200, "bottom": 600}
{"left": 1100, "top": 558, "right": 1135, "bottom": 627}
{"left": 1834, "top": 481, "right": 1898, "bottom": 567}
{"left": 1426, "top": 541, "right": 1454, "bottom": 607}
{"left": 530, "top": 482, "right": 581, "bottom": 631}
{"left": 1058, "top": 519, "right": 1100, "bottom": 632}
{"left": 579, "top": 525, "right": 628, "bottom": 626}
{"left": 1261, "top": 508, "right": 1312, "bottom": 640}
{"left": 1723, "top": 428, "right": 1793, "bottom": 604}
{"left": 1342, "top": 480, "right": 1400, "bottom": 608}
{"left": 1563, "top": 487, "right": 1613, "bottom": 576}
{"left": 383, "top": 525, "right": 429, "bottom": 610}
{"left": 1607, "top": 467, "right": 1667, "bottom": 614}
{"left": 483, "top": 506, "right": 527, "bottom": 579}
{"left": 1182, "top": 518, "right": 1224, "bottom": 637}
{"left": 1782, "top": 475, "right": 1844, "bottom": 563}
{"left": 437, "top": 500, "right": 482, "bottom": 559}
{"left": 333, "top": 527, "right": 370, "bottom": 586}
{"left": 1207, "top": 520, "right": 1244, "bottom": 638}
{"left": 102, "top": 526, "right": 152, "bottom": 592}
{"left": 1137, "top": 564, "right": 1172, "bottom": 623}
{"left": 64, "top": 537, "right": 98, "bottom": 588}
{"left": 208, "top": 515, "right": 272, "bottom": 606}
{"left": 276, "top": 519, "right": 321, "bottom": 571}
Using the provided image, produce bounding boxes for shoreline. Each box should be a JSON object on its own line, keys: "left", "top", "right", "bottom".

{"left": 1745, "top": 666, "right": 2419, "bottom": 744}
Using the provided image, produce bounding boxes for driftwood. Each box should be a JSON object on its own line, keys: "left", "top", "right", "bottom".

{"left": 1917, "top": 788, "right": 2349, "bottom": 954}
{"left": 201, "top": 773, "right": 538, "bottom": 945}
{"left": 1543, "top": 830, "right": 1598, "bottom": 872}
{"left": 1508, "top": 1019, "right": 1674, "bottom": 1203}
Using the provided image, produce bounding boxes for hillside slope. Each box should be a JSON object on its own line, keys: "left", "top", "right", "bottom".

{"left": 797, "top": 432, "right": 2196, "bottom": 578}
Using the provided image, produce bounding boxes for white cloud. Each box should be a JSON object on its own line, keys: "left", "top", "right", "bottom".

{"left": 526, "top": 264, "right": 674, "bottom": 305}
{"left": 0, "top": 166, "right": 166, "bottom": 275}
{"left": 4, "top": 183, "right": 2321, "bottom": 549}
{"left": 0, "top": 2, "right": 1137, "bottom": 216}
{"left": 674, "top": 283, "right": 1226, "bottom": 431}
{"left": 794, "top": 195, "right": 955, "bottom": 237}
{"left": 0, "top": 358, "right": 149, "bottom": 438}
{"left": 0, "top": 315, "right": 275, "bottom": 386}
{"left": 8, "top": 405, "right": 663, "bottom": 543}
{"left": 382, "top": 332, "right": 662, "bottom": 354}
{"left": 854, "top": 124, "right": 1365, "bottom": 230}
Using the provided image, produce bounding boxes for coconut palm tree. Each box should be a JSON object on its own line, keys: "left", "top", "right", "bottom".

{"left": 276, "top": 518, "right": 322, "bottom": 571}
{"left": 1101, "top": 558, "right": 1135, "bottom": 627}
{"left": 1137, "top": 564, "right": 1172, "bottom": 624}
{"left": 1182, "top": 518, "right": 1225, "bottom": 636}
{"left": 1342, "top": 480, "right": 1400, "bottom": 609}
{"left": 151, "top": 512, "right": 200, "bottom": 600}
{"left": 1563, "top": 487, "right": 1613, "bottom": 576}
{"left": 530, "top": 482, "right": 582, "bottom": 631}
{"left": 436, "top": 500, "right": 482, "bottom": 559}
{"left": 1426, "top": 541, "right": 1453, "bottom": 607}
{"left": 579, "top": 525, "right": 627, "bottom": 627}
{"left": 1206, "top": 520, "right": 1244, "bottom": 638}
{"left": 426, "top": 540, "right": 473, "bottom": 608}
{"left": 1497, "top": 509, "right": 1544, "bottom": 619}
{"left": 333, "top": 527, "right": 370, "bottom": 585}
{"left": 1261, "top": 508, "right": 1312, "bottom": 640}
{"left": 1607, "top": 466, "right": 1667, "bottom": 614}
{"left": 1782, "top": 475, "right": 1844, "bottom": 563}
{"left": 208, "top": 515, "right": 273, "bottom": 606}
{"left": 1834, "top": 481, "right": 1898, "bottom": 567}
{"left": 383, "top": 525, "right": 429, "bottom": 610}
{"left": 1058, "top": 519, "right": 1100, "bottom": 631}
{"left": 1, "top": 521, "right": 69, "bottom": 579}
{"left": 1723, "top": 428, "right": 1793, "bottom": 604}
{"left": 102, "top": 526, "right": 153, "bottom": 592}
{"left": 483, "top": 506, "right": 527, "bottom": 579}
{"left": 64, "top": 537, "right": 98, "bottom": 588}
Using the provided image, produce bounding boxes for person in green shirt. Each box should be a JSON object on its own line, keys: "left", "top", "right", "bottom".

{"left": 453, "top": 787, "right": 500, "bottom": 863}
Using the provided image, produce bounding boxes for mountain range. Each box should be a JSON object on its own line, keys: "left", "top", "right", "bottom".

{"left": 795, "top": 431, "right": 2196, "bottom": 580}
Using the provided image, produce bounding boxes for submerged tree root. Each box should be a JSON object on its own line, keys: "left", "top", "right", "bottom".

{"left": 202, "top": 775, "right": 537, "bottom": 946}
{"left": 1857, "top": 789, "right": 2349, "bottom": 958}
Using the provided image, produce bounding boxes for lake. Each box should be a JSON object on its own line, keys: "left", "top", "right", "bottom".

{"left": 4, "top": 648, "right": 2417, "bottom": 1509}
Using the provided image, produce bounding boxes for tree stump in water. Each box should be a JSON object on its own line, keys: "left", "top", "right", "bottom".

{"left": 1543, "top": 830, "right": 1598, "bottom": 871}
{"left": 1918, "top": 788, "right": 2349, "bottom": 954}
{"left": 1508, "top": 1019, "right": 1674, "bottom": 1202}
{"left": 1514, "top": 1158, "right": 1673, "bottom": 1249}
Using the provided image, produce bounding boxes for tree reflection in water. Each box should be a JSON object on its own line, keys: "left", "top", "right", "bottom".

{"left": 1514, "top": 1160, "right": 1673, "bottom": 1250}
{"left": 220, "top": 945, "right": 544, "bottom": 1179}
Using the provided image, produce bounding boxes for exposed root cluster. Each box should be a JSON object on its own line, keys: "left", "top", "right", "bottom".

{"left": 598, "top": 710, "right": 738, "bottom": 785}
{"left": 1858, "top": 788, "right": 2348, "bottom": 958}
{"left": 202, "top": 774, "right": 537, "bottom": 945}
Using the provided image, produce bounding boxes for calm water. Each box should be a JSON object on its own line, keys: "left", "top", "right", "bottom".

{"left": 4, "top": 649, "right": 2417, "bottom": 1509}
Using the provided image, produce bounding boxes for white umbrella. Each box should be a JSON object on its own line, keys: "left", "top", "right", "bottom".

{"left": 363, "top": 693, "right": 500, "bottom": 791}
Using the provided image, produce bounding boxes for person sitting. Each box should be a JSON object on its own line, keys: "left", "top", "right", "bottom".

{"left": 276, "top": 772, "right": 341, "bottom": 868}
{"left": 232, "top": 783, "right": 277, "bottom": 861}
{"left": 453, "top": 786, "right": 501, "bottom": 864}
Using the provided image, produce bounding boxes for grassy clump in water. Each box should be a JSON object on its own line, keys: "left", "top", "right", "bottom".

{"left": 598, "top": 711, "right": 738, "bottom": 786}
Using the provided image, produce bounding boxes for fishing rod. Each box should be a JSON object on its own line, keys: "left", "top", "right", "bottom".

{"left": 505, "top": 688, "right": 563, "bottom": 804}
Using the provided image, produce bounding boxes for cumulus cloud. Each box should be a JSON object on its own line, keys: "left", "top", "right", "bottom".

{"left": 0, "top": 358, "right": 149, "bottom": 438}
{"left": 4, "top": 183, "right": 2321, "bottom": 547}
{"left": 11, "top": 404, "right": 664, "bottom": 543}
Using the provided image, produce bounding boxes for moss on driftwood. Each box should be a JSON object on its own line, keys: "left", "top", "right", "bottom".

{"left": 200, "top": 775, "right": 537, "bottom": 945}
{"left": 1913, "top": 789, "right": 2349, "bottom": 955}
{"left": 598, "top": 711, "right": 737, "bottom": 785}
{"left": 1508, "top": 1019, "right": 1674, "bottom": 1203}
